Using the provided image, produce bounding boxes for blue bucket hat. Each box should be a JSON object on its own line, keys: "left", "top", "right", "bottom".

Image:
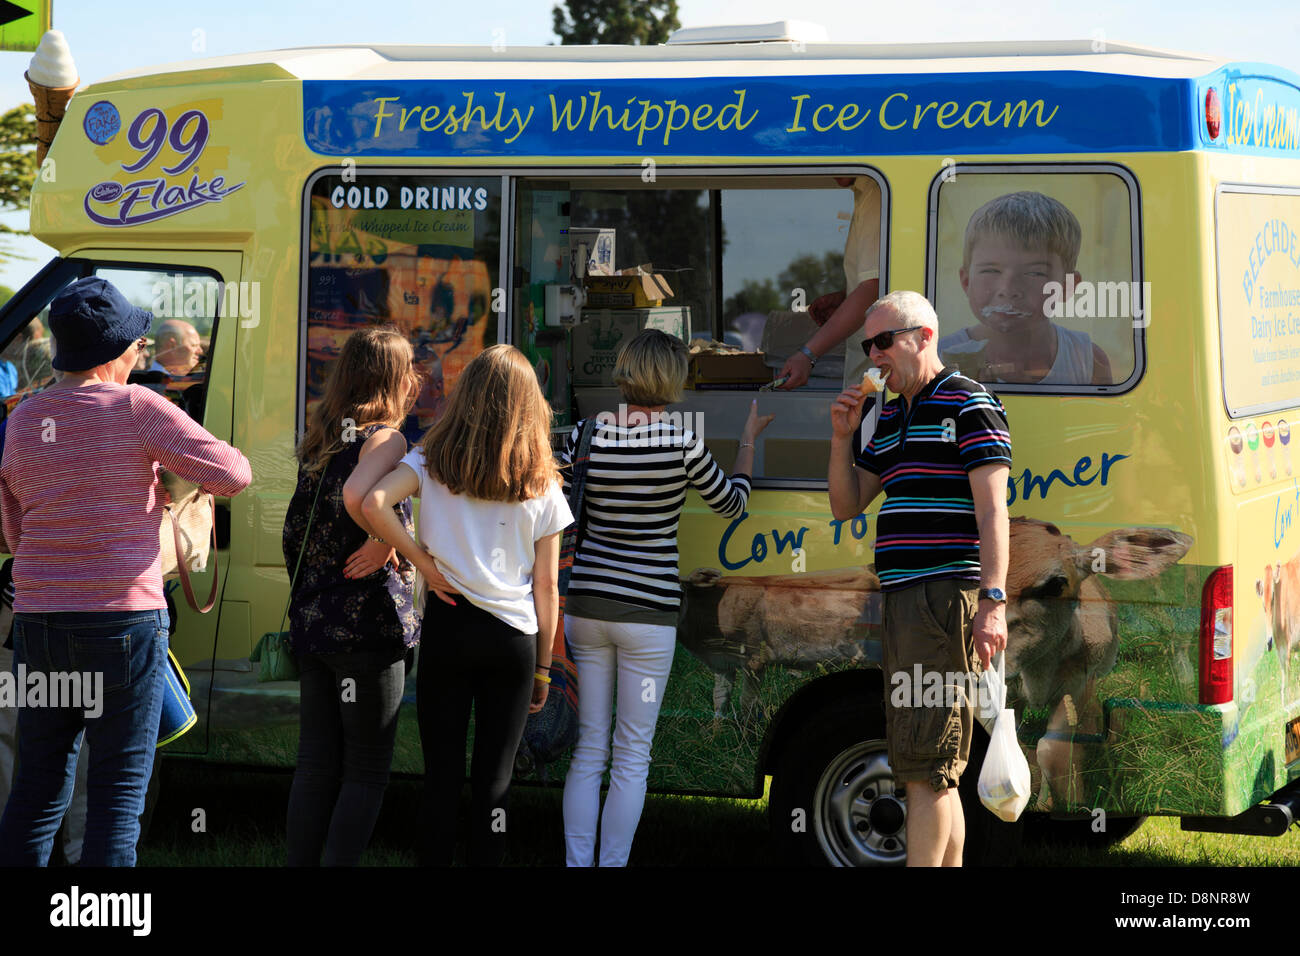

{"left": 49, "top": 276, "right": 155, "bottom": 372}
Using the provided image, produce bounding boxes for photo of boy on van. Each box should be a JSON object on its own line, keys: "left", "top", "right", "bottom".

{"left": 939, "top": 191, "right": 1112, "bottom": 386}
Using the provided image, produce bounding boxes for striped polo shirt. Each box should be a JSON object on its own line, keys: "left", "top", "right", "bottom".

{"left": 561, "top": 418, "right": 751, "bottom": 624}
{"left": 855, "top": 367, "right": 1011, "bottom": 591}
{"left": 0, "top": 382, "right": 252, "bottom": 612}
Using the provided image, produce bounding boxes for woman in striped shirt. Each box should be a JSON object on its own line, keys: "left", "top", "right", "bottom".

{"left": 561, "top": 329, "right": 773, "bottom": 866}
{"left": 0, "top": 277, "right": 251, "bottom": 867}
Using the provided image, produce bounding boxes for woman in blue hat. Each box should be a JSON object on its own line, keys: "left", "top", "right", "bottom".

{"left": 0, "top": 276, "right": 253, "bottom": 867}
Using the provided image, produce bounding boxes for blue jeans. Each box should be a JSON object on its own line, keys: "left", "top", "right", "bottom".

{"left": 0, "top": 609, "right": 168, "bottom": 867}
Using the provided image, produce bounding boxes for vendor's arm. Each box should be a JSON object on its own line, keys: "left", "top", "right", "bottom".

{"left": 779, "top": 278, "right": 880, "bottom": 389}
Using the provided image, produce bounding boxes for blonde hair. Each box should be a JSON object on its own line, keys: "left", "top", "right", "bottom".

{"left": 297, "top": 326, "right": 419, "bottom": 477}
{"left": 419, "top": 344, "right": 559, "bottom": 502}
{"left": 962, "top": 191, "right": 1082, "bottom": 272}
{"left": 613, "top": 329, "right": 688, "bottom": 406}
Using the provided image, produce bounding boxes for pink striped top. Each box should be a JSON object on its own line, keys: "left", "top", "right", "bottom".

{"left": 0, "top": 382, "right": 252, "bottom": 612}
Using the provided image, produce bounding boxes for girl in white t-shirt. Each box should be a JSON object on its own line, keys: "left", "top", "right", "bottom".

{"left": 362, "top": 344, "right": 572, "bottom": 866}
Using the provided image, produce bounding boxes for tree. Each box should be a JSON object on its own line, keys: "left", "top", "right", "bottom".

{"left": 553, "top": 0, "right": 680, "bottom": 45}
{"left": 0, "top": 103, "right": 37, "bottom": 262}
{"left": 723, "top": 278, "right": 782, "bottom": 322}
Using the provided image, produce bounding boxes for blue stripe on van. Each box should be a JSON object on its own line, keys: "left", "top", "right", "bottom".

{"left": 302, "top": 70, "right": 1206, "bottom": 157}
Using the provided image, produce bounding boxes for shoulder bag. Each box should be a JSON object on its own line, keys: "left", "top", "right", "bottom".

{"left": 158, "top": 470, "right": 218, "bottom": 613}
{"left": 250, "top": 469, "right": 327, "bottom": 683}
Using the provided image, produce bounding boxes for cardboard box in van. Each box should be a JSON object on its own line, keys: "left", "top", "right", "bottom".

{"left": 585, "top": 265, "right": 674, "bottom": 308}
{"left": 571, "top": 307, "right": 689, "bottom": 385}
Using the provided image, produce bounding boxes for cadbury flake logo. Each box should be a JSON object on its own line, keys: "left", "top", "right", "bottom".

{"left": 83, "top": 105, "right": 245, "bottom": 227}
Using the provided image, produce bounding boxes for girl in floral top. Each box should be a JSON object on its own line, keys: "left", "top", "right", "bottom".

{"left": 281, "top": 327, "right": 422, "bottom": 866}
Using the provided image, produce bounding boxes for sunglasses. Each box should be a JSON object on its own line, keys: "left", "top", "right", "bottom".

{"left": 861, "top": 326, "right": 925, "bottom": 356}
{"left": 135, "top": 337, "right": 150, "bottom": 355}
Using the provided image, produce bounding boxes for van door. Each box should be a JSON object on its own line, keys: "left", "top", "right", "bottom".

{"left": 0, "top": 249, "right": 244, "bottom": 755}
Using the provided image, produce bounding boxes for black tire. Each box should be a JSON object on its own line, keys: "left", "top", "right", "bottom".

{"left": 1022, "top": 812, "right": 1146, "bottom": 850}
{"left": 770, "top": 696, "right": 1023, "bottom": 866}
{"left": 770, "top": 695, "right": 905, "bottom": 866}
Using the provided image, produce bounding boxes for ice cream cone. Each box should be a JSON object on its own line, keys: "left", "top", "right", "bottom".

{"left": 26, "top": 71, "right": 78, "bottom": 166}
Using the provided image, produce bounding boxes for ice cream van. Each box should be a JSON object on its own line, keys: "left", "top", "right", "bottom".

{"left": 4, "top": 23, "right": 1300, "bottom": 866}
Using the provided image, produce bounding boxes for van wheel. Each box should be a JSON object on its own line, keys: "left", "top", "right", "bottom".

{"left": 1022, "top": 813, "right": 1146, "bottom": 850}
{"left": 769, "top": 697, "right": 905, "bottom": 866}
{"left": 770, "top": 698, "right": 1022, "bottom": 866}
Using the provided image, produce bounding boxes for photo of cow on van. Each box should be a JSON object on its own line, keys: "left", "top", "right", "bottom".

{"left": 676, "top": 517, "right": 1194, "bottom": 811}
{"left": 1257, "top": 554, "right": 1300, "bottom": 692}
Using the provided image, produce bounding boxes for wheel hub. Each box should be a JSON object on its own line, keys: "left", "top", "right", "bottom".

{"left": 812, "top": 741, "right": 907, "bottom": 866}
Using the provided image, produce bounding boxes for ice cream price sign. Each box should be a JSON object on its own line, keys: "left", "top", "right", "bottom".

{"left": 81, "top": 104, "right": 245, "bottom": 227}
{"left": 1218, "top": 189, "right": 1300, "bottom": 417}
{"left": 0, "top": 0, "right": 50, "bottom": 52}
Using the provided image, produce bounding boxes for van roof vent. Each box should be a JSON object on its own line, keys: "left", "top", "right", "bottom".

{"left": 665, "top": 20, "right": 829, "bottom": 45}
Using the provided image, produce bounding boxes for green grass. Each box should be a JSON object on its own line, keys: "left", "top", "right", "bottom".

{"left": 134, "top": 761, "right": 1300, "bottom": 867}
{"left": 1019, "top": 816, "right": 1300, "bottom": 867}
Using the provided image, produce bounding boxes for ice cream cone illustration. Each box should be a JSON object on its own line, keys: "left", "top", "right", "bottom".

{"left": 1263, "top": 421, "right": 1277, "bottom": 479}
{"left": 26, "top": 31, "right": 79, "bottom": 166}
{"left": 1280, "top": 420, "right": 1292, "bottom": 476}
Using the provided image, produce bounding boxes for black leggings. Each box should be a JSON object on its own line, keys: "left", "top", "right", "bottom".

{"left": 286, "top": 647, "right": 406, "bottom": 866}
{"left": 417, "top": 595, "right": 534, "bottom": 866}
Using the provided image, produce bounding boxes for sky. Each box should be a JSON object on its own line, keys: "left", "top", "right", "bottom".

{"left": 0, "top": 0, "right": 1296, "bottom": 291}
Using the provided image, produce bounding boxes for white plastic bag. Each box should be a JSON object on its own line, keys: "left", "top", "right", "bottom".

{"left": 977, "top": 652, "right": 1032, "bottom": 822}
{"left": 975, "top": 654, "right": 1004, "bottom": 738}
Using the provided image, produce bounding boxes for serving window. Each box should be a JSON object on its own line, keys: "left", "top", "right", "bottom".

{"left": 926, "top": 164, "right": 1143, "bottom": 394}
{"left": 512, "top": 171, "right": 887, "bottom": 486}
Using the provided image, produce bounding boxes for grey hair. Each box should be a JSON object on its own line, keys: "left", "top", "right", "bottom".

{"left": 864, "top": 290, "right": 939, "bottom": 334}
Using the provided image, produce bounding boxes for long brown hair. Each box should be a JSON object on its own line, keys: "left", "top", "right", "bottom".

{"left": 420, "top": 344, "right": 559, "bottom": 501}
{"left": 297, "top": 326, "right": 419, "bottom": 476}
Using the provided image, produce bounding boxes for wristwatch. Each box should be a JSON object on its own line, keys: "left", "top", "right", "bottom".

{"left": 798, "top": 345, "right": 819, "bottom": 368}
{"left": 978, "top": 587, "right": 1007, "bottom": 604}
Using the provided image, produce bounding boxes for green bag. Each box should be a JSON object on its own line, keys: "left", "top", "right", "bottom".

{"left": 254, "top": 471, "right": 326, "bottom": 683}
{"left": 249, "top": 630, "right": 299, "bottom": 682}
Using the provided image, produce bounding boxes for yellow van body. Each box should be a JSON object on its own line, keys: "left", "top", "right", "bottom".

{"left": 6, "top": 36, "right": 1300, "bottom": 865}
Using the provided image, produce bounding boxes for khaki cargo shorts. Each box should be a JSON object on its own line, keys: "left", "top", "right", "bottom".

{"left": 881, "top": 579, "right": 982, "bottom": 792}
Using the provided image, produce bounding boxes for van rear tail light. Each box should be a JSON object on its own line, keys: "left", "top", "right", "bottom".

{"left": 1206, "top": 87, "right": 1222, "bottom": 140}
{"left": 1199, "top": 565, "right": 1233, "bottom": 704}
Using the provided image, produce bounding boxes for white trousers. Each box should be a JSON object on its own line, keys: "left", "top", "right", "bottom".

{"left": 562, "top": 616, "right": 676, "bottom": 867}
